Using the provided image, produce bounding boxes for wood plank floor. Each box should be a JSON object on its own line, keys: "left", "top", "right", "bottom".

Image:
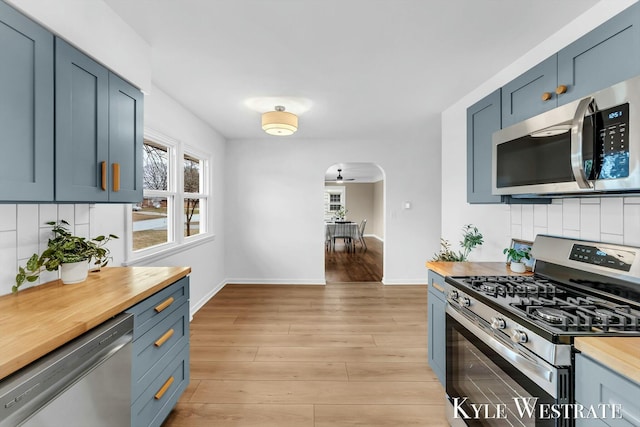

{"left": 325, "top": 236, "right": 383, "bottom": 283}
{"left": 162, "top": 283, "right": 448, "bottom": 427}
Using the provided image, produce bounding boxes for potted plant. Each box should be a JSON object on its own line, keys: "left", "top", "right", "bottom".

{"left": 432, "top": 224, "right": 483, "bottom": 261}
{"left": 13, "top": 220, "right": 118, "bottom": 293}
{"left": 503, "top": 247, "right": 531, "bottom": 273}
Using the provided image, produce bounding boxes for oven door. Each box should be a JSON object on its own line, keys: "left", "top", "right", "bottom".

{"left": 445, "top": 306, "right": 571, "bottom": 427}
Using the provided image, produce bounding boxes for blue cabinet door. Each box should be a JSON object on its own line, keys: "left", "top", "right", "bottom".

{"left": 427, "top": 270, "right": 446, "bottom": 386}
{"left": 467, "top": 89, "right": 503, "bottom": 204}
{"left": 558, "top": 2, "right": 640, "bottom": 106}
{"left": 108, "top": 73, "right": 143, "bottom": 203}
{"left": 55, "top": 38, "right": 110, "bottom": 202}
{"left": 501, "top": 55, "right": 557, "bottom": 128}
{"left": 0, "top": 2, "right": 54, "bottom": 201}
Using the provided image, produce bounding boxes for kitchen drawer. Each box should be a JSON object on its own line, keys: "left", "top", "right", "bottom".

{"left": 575, "top": 353, "right": 640, "bottom": 427}
{"left": 132, "top": 301, "right": 189, "bottom": 397}
{"left": 127, "top": 276, "right": 189, "bottom": 339}
{"left": 132, "top": 343, "right": 189, "bottom": 427}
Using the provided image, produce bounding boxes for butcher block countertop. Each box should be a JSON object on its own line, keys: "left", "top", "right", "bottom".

{"left": 0, "top": 266, "right": 190, "bottom": 381}
{"left": 426, "top": 261, "right": 528, "bottom": 278}
{"left": 575, "top": 337, "right": 640, "bottom": 384}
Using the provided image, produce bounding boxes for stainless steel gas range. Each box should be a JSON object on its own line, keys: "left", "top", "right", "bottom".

{"left": 443, "top": 235, "right": 640, "bottom": 427}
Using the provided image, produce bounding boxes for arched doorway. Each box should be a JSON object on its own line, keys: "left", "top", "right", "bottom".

{"left": 323, "top": 163, "right": 384, "bottom": 283}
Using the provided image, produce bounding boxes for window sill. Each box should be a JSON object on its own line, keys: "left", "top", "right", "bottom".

{"left": 124, "top": 233, "right": 216, "bottom": 266}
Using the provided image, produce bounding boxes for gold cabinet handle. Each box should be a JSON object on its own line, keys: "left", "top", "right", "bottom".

{"left": 101, "top": 161, "right": 107, "bottom": 191}
{"left": 112, "top": 163, "right": 120, "bottom": 192}
{"left": 154, "top": 296, "right": 174, "bottom": 313}
{"left": 541, "top": 92, "right": 552, "bottom": 102}
{"left": 154, "top": 376, "right": 174, "bottom": 400}
{"left": 432, "top": 282, "right": 445, "bottom": 293}
{"left": 555, "top": 84, "right": 568, "bottom": 95}
{"left": 154, "top": 328, "right": 175, "bottom": 347}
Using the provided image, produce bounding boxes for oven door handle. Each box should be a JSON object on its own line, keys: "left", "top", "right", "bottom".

{"left": 570, "top": 96, "right": 596, "bottom": 189}
{"left": 446, "top": 305, "right": 554, "bottom": 384}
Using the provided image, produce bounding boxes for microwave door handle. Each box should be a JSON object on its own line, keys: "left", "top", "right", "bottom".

{"left": 571, "top": 96, "right": 596, "bottom": 189}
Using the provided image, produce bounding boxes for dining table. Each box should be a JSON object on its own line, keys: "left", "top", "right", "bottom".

{"left": 325, "top": 221, "right": 359, "bottom": 252}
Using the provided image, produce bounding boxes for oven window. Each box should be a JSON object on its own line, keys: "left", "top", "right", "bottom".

{"left": 446, "top": 314, "right": 558, "bottom": 427}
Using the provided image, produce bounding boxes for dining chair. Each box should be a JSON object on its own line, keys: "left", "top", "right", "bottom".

{"left": 356, "top": 219, "right": 367, "bottom": 251}
{"left": 332, "top": 222, "right": 354, "bottom": 252}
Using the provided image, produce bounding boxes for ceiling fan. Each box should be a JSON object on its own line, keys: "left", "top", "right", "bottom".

{"left": 325, "top": 168, "right": 355, "bottom": 183}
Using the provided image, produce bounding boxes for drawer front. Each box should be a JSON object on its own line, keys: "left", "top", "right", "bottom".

{"left": 428, "top": 270, "right": 446, "bottom": 302}
{"left": 132, "top": 302, "right": 189, "bottom": 396}
{"left": 127, "top": 276, "right": 189, "bottom": 339}
{"left": 132, "top": 344, "right": 190, "bottom": 427}
{"left": 575, "top": 354, "right": 640, "bottom": 427}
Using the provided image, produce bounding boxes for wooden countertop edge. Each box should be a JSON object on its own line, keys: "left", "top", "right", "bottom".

{"left": 426, "top": 261, "right": 529, "bottom": 278}
{"left": 575, "top": 337, "right": 640, "bottom": 385}
{"left": 0, "top": 266, "right": 191, "bottom": 381}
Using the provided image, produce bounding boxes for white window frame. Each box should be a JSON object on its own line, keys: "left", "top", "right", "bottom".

{"left": 125, "top": 128, "right": 214, "bottom": 265}
{"left": 324, "top": 186, "right": 345, "bottom": 220}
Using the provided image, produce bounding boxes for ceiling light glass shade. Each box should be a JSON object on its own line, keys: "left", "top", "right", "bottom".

{"left": 261, "top": 106, "right": 298, "bottom": 136}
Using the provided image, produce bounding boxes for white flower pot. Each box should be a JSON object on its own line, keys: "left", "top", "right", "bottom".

{"left": 510, "top": 261, "right": 526, "bottom": 274}
{"left": 60, "top": 260, "right": 89, "bottom": 284}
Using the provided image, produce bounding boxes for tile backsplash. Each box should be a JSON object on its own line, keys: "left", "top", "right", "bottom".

{"left": 510, "top": 197, "right": 640, "bottom": 246}
{"left": 0, "top": 204, "right": 93, "bottom": 296}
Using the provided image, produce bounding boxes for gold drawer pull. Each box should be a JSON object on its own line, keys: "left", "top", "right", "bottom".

{"left": 112, "top": 163, "right": 120, "bottom": 192}
{"left": 154, "top": 328, "right": 175, "bottom": 347}
{"left": 101, "top": 161, "right": 107, "bottom": 191}
{"left": 154, "top": 296, "right": 174, "bottom": 313}
{"left": 555, "top": 84, "right": 568, "bottom": 95}
{"left": 541, "top": 92, "right": 552, "bottom": 102}
{"left": 154, "top": 376, "right": 174, "bottom": 400}
{"left": 432, "top": 282, "right": 445, "bottom": 293}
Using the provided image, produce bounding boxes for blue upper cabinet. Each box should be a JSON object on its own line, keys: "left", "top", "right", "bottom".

{"left": 501, "top": 56, "right": 557, "bottom": 129}
{"left": 108, "top": 74, "right": 143, "bottom": 203}
{"left": 502, "top": 3, "right": 640, "bottom": 127}
{"left": 467, "top": 89, "right": 503, "bottom": 204}
{"left": 557, "top": 2, "right": 640, "bottom": 105}
{"left": 55, "top": 39, "right": 110, "bottom": 202}
{"left": 0, "top": 1, "right": 54, "bottom": 201}
{"left": 55, "top": 39, "right": 143, "bottom": 203}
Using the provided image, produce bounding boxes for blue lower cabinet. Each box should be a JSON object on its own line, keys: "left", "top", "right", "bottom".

{"left": 127, "top": 277, "right": 190, "bottom": 427}
{"left": 575, "top": 353, "right": 640, "bottom": 427}
{"left": 132, "top": 344, "right": 190, "bottom": 427}
{"left": 427, "top": 270, "right": 446, "bottom": 385}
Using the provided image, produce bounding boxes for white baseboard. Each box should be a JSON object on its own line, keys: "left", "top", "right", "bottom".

{"left": 364, "top": 234, "right": 383, "bottom": 242}
{"left": 225, "top": 278, "right": 326, "bottom": 285}
{"left": 190, "top": 279, "right": 226, "bottom": 319}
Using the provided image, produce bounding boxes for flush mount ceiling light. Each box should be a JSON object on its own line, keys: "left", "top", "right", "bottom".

{"left": 262, "top": 106, "right": 298, "bottom": 136}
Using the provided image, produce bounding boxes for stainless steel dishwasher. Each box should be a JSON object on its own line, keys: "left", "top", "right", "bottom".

{"left": 0, "top": 313, "right": 133, "bottom": 427}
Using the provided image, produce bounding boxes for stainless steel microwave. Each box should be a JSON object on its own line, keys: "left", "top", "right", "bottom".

{"left": 492, "top": 76, "right": 640, "bottom": 197}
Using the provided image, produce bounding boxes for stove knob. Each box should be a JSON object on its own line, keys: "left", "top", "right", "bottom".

{"left": 449, "top": 290, "right": 459, "bottom": 300}
{"left": 491, "top": 317, "right": 506, "bottom": 330}
{"left": 461, "top": 297, "right": 471, "bottom": 307}
{"left": 511, "top": 330, "right": 528, "bottom": 344}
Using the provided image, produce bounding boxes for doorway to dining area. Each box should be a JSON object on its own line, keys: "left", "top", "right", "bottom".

{"left": 324, "top": 163, "right": 384, "bottom": 283}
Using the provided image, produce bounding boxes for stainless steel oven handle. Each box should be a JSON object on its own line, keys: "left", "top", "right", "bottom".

{"left": 571, "top": 96, "right": 596, "bottom": 189}
{"left": 446, "top": 305, "right": 554, "bottom": 384}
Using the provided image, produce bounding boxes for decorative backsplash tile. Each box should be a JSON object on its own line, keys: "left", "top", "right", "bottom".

{"left": 0, "top": 204, "right": 93, "bottom": 296}
{"left": 511, "top": 197, "right": 637, "bottom": 247}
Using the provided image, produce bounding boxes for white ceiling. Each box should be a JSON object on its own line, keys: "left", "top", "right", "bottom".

{"left": 104, "top": 0, "right": 599, "bottom": 145}
{"left": 324, "top": 163, "right": 384, "bottom": 183}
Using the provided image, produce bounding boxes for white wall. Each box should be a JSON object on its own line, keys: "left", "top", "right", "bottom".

{"left": 441, "top": 0, "right": 638, "bottom": 260}
{"left": 225, "top": 121, "right": 441, "bottom": 285}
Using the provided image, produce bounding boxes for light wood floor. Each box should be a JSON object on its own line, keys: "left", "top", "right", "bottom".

{"left": 162, "top": 283, "right": 448, "bottom": 427}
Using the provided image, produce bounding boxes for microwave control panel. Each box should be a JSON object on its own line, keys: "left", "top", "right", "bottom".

{"left": 596, "top": 103, "right": 629, "bottom": 179}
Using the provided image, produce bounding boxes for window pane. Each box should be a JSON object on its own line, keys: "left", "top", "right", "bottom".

{"left": 133, "top": 197, "right": 169, "bottom": 250}
{"left": 184, "top": 198, "right": 202, "bottom": 237}
{"left": 143, "top": 141, "right": 168, "bottom": 191}
{"left": 184, "top": 154, "right": 200, "bottom": 193}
